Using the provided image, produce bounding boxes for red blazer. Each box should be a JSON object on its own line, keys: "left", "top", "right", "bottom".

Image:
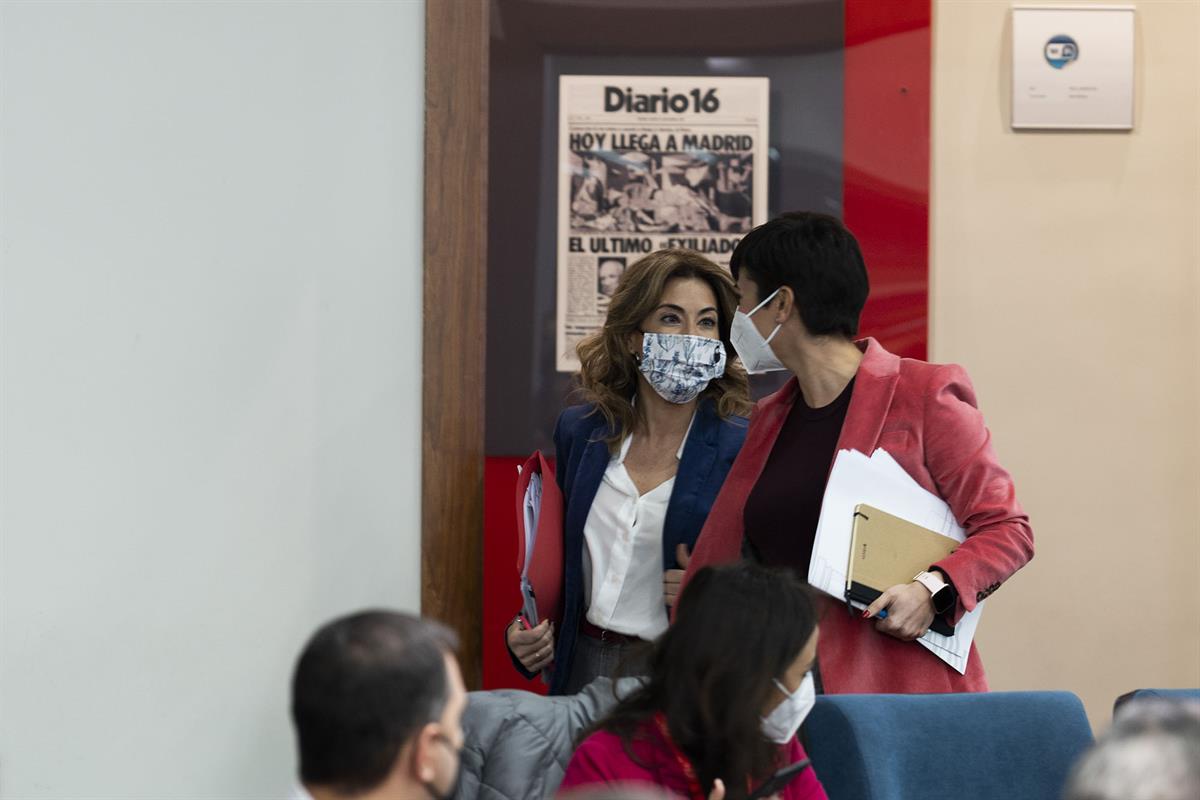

{"left": 682, "top": 338, "right": 1034, "bottom": 694}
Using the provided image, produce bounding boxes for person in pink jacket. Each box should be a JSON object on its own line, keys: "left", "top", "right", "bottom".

{"left": 560, "top": 562, "right": 828, "bottom": 800}
{"left": 681, "top": 211, "right": 1034, "bottom": 694}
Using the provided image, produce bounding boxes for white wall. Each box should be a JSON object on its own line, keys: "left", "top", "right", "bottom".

{"left": 0, "top": 2, "right": 425, "bottom": 797}
{"left": 932, "top": 0, "right": 1200, "bottom": 728}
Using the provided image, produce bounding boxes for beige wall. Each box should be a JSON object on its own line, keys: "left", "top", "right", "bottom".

{"left": 931, "top": 0, "right": 1200, "bottom": 730}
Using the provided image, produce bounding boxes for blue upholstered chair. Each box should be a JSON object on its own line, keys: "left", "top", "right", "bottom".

{"left": 1113, "top": 688, "right": 1200, "bottom": 716}
{"left": 801, "top": 692, "right": 1093, "bottom": 800}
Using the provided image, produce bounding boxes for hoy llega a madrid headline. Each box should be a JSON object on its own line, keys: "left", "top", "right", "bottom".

{"left": 568, "top": 131, "right": 755, "bottom": 153}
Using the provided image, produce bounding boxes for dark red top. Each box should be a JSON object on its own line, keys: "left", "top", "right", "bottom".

{"left": 743, "top": 379, "right": 854, "bottom": 574}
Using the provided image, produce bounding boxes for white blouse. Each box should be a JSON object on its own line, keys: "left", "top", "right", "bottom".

{"left": 581, "top": 418, "right": 692, "bottom": 640}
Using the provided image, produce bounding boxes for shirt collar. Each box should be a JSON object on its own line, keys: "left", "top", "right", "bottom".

{"left": 616, "top": 408, "right": 696, "bottom": 464}
{"left": 676, "top": 410, "right": 696, "bottom": 459}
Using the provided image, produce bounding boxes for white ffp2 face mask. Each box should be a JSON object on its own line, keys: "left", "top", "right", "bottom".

{"left": 761, "top": 671, "right": 816, "bottom": 744}
{"left": 730, "top": 288, "right": 786, "bottom": 374}
{"left": 638, "top": 332, "right": 726, "bottom": 404}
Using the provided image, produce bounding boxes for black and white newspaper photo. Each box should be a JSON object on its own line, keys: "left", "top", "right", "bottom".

{"left": 556, "top": 75, "right": 770, "bottom": 371}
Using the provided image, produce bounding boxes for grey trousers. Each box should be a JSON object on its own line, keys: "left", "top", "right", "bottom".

{"left": 563, "top": 631, "right": 652, "bottom": 695}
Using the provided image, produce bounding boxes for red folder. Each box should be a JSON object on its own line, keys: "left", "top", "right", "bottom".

{"left": 515, "top": 451, "right": 564, "bottom": 628}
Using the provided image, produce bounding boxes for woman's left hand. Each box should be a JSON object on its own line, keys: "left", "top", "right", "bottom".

{"left": 864, "top": 582, "right": 936, "bottom": 641}
{"left": 662, "top": 543, "right": 691, "bottom": 608}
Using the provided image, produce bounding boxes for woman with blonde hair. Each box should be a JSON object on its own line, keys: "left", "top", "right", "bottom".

{"left": 506, "top": 249, "right": 752, "bottom": 695}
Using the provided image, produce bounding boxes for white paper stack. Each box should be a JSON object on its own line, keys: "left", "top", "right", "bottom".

{"left": 808, "top": 448, "right": 984, "bottom": 674}
{"left": 519, "top": 468, "right": 543, "bottom": 625}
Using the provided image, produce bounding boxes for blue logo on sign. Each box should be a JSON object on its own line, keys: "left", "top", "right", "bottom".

{"left": 1044, "top": 34, "right": 1079, "bottom": 69}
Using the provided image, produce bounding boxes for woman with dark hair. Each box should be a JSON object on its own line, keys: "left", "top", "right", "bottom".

{"left": 682, "top": 211, "right": 1034, "bottom": 694}
{"left": 506, "top": 249, "right": 752, "bottom": 696}
{"left": 559, "top": 563, "right": 827, "bottom": 800}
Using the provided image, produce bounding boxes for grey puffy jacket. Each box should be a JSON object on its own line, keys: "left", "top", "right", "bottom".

{"left": 452, "top": 678, "right": 641, "bottom": 800}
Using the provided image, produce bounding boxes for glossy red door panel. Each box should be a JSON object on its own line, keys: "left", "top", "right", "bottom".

{"left": 846, "top": 0, "right": 931, "bottom": 359}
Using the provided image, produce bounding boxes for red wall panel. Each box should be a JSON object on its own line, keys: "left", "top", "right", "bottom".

{"left": 844, "top": 0, "right": 931, "bottom": 360}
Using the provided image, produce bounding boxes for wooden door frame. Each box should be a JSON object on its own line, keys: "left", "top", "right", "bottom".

{"left": 423, "top": 0, "right": 488, "bottom": 689}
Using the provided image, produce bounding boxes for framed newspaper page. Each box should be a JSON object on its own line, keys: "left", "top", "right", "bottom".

{"left": 555, "top": 75, "right": 770, "bottom": 372}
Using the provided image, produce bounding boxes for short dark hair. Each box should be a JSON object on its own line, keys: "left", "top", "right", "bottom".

{"left": 729, "top": 211, "right": 869, "bottom": 338}
{"left": 589, "top": 563, "right": 819, "bottom": 800}
{"left": 291, "top": 610, "right": 459, "bottom": 794}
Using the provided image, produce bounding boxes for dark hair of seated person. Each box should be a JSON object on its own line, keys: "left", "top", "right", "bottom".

{"left": 291, "top": 610, "right": 459, "bottom": 794}
{"left": 582, "top": 562, "right": 819, "bottom": 800}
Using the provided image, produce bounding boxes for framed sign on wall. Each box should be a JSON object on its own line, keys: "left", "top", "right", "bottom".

{"left": 1012, "top": 4, "right": 1135, "bottom": 130}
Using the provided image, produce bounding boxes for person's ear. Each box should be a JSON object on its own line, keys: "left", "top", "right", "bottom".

{"left": 774, "top": 286, "right": 795, "bottom": 324}
{"left": 411, "top": 722, "right": 440, "bottom": 784}
{"left": 625, "top": 330, "right": 644, "bottom": 361}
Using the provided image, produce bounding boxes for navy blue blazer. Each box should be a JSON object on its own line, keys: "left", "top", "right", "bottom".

{"left": 542, "top": 398, "right": 747, "bottom": 695}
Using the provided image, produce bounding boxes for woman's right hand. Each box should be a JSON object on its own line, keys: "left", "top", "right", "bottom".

{"left": 507, "top": 618, "right": 555, "bottom": 672}
{"left": 707, "top": 778, "right": 726, "bottom": 800}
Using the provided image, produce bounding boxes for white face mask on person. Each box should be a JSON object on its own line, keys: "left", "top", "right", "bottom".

{"left": 638, "top": 331, "right": 726, "bottom": 404}
{"left": 730, "top": 288, "right": 786, "bottom": 374}
{"left": 761, "top": 671, "right": 816, "bottom": 744}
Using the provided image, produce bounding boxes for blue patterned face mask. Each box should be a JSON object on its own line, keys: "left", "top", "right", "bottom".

{"left": 638, "top": 332, "right": 727, "bottom": 404}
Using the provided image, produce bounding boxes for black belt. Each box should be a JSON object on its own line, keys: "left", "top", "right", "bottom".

{"left": 580, "top": 619, "right": 643, "bottom": 644}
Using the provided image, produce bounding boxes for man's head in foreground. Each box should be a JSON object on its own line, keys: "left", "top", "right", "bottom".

{"left": 291, "top": 610, "right": 465, "bottom": 800}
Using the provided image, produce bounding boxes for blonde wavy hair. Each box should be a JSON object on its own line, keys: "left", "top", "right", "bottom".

{"left": 575, "top": 249, "right": 752, "bottom": 448}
